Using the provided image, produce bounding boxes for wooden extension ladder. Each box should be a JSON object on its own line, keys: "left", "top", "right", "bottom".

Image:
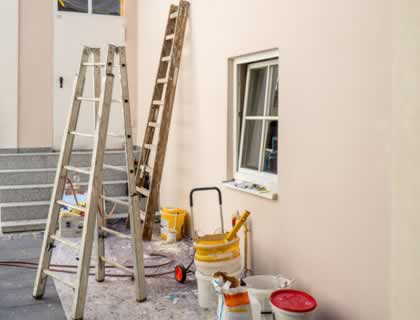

{"left": 136, "top": 0, "right": 190, "bottom": 241}
{"left": 33, "top": 45, "right": 146, "bottom": 320}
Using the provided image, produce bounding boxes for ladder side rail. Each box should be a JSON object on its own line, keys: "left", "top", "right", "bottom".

{"left": 119, "top": 47, "right": 147, "bottom": 301}
{"left": 142, "top": 1, "right": 190, "bottom": 240}
{"left": 33, "top": 47, "right": 92, "bottom": 298}
{"left": 72, "top": 45, "right": 117, "bottom": 320}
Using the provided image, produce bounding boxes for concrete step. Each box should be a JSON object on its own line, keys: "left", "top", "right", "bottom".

{"left": 1, "top": 213, "right": 129, "bottom": 233}
{"left": 0, "top": 167, "right": 127, "bottom": 185}
{"left": 0, "top": 180, "right": 128, "bottom": 203}
{"left": 0, "top": 196, "right": 130, "bottom": 222}
{"left": 0, "top": 150, "right": 139, "bottom": 170}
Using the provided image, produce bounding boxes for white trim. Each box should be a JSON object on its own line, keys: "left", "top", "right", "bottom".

{"left": 230, "top": 49, "right": 279, "bottom": 191}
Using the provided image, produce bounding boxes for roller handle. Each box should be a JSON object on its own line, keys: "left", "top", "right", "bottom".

{"left": 189, "top": 187, "right": 223, "bottom": 208}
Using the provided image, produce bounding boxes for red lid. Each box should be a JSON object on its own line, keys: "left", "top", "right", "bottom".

{"left": 270, "top": 289, "right": 317, "bottom": 313}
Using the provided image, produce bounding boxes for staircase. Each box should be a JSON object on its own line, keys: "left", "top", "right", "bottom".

{"left": 0, "top": 149, "right": 138, "bottom": 233}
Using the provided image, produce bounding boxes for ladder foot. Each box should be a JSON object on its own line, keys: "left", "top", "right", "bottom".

{"left": 136, "top": 297, "right": 147, "bottom": 303}
{"left": 32, "top": 294, "right": 44, "bottom": 300}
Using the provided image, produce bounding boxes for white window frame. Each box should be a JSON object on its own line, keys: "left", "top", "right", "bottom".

{"left": 232, "top": 50, "right": 279, "bottom": 191}
{"left": 55, "top": 0, "right": 124, "bottom": 16}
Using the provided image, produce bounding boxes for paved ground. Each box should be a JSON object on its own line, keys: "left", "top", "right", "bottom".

{"left": 0, "top": 233, "right": 66, "bottom": 320}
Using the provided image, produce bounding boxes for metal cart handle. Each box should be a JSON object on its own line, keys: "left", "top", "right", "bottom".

{"left": 189, "top": 187, "right": 224, "bottom": 238}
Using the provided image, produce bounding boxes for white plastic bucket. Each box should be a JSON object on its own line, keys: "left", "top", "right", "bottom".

{"left": 271, "top": 307, "right": 314, "bottom": 320}
{"left": 196, "top": 269, "right": 242, "bottom": 310}
{"left": 195, "top": 256, "right": 242, "bottom": 276}
{"left": 244, "top": 275, "right": 293, "bottom": 313}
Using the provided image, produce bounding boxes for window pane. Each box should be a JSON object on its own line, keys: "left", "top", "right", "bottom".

{"left": 93, "top": 0, "right": 122, "bottom": 16}
{"left": 262, "top": 120, "right": 278, "bottom": 174}
{"left": 246, "top": 67, "right": 267, "bottom": 116}
{"left": 241, "top": 120, "right": 263, "bottom": 170}
{"left": 58, "top": 0, "right": 88, "bottom": 13}
{"left": 268, "top": 65, "right": 278, "bottom": 116}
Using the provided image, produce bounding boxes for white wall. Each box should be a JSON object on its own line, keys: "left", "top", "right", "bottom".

{"left": 0, "top": 2, "right": 19, "bottom": 148}
{"left": 391, "top": 0, "right": 420, "bottom": 318}
{"left": 137, "top": 1, "right": 391, "bottom": 319}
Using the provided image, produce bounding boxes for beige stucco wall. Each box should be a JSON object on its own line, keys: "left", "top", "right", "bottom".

{"left": 137, "top": 1, "right": 391, "bottom": 319}
{"left": 391, "top": 1, "right": 420, "bottom": 319}
{"left": 18, "top": 0, "right": 53, "bottom": 148}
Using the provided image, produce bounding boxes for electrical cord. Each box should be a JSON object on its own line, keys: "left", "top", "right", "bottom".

{"left": 0, "top": 252, "right": 175, "bottom": 278}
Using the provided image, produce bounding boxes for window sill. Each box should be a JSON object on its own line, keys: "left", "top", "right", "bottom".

{"left": 222, "top": 180, "right": 278, "bottom": 200}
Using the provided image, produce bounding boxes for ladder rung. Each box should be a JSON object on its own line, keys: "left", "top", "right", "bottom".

{"left": 157, "top": 78, "right": 168, "bottom": 84}
{"left": 50, "top": 235, "right": 80, "bottom": 250}
{"left": 70, "top": 131, "right": 95, "bottom": 138}
{"left": 169, "top": 11, "right": 178, "bottom": 19}
{"left": 148, "top": 121, "right": 160, "bottom": 128}
{"left": 165, "top": 34, "right": 175, "bottom": 40}
{"left": 140, "top": 210, "right": 146, "bottom": 221}
{"left": 140, "top": 164, "right": 153, "bottom": 173}
{"left": 100, "top": 256, "right": 134, "bottom": 275}
{"left": 111, "top": 99, "right": 123, "bottom": 104}
{"left": 43, "top": 269, "right": 75, "bottom": 289}
{"left": 103, "top": 164, "right": 127, "bottom": 173}
{"left": 64, "top": 165, "right": 91, "bottom": 175}
{"left": 100, "top": 226, "right": 132, "bottom": 240}
{"left": 77, "top": 97, "right": 100, "bottom": 102}
{"left": 57, "top": 200, "right": 86, "bottom": 213}
{"left": 161, "top": 56, "right": 171, "bottom": 62}
{"left": 144, "top": 144, "right": 157, "bottom": 151}
{"left": 136, "top": 187, "right": 150, "bottom": 197}
{"left": 101, "top": 195, "right": 129, "bottom": 207}
{"left": 107, "top": 132, "right": 125, "bottom": 138}
{"left": 83, "top": 62, "right": 106, "bottom": 67}
{"left": 152, "top": 100, "right": 164, "bottom": 106}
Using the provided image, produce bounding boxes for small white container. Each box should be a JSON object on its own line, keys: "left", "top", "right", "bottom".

{"left": 244, "top": 275, "right": 293, "bottom": 313}
{"left": 196, "top": 269, "right": 242, "bottom": 310}
{"left": 270, "top": 289, "right": 317, "bottom": 320}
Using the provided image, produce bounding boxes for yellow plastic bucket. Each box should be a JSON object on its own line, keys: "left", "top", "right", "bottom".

{"left": 194, "top": 233, "right": 240, "bottom": 263}
{"left": 160, "top": 208, "right": 186, "bottom": 241}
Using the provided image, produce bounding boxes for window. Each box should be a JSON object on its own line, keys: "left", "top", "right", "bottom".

{"left": 231, "top": 50, "right": 279, "bottom": 191}
{"left": 57, "top": 0, "right": 124, "bottom": 16}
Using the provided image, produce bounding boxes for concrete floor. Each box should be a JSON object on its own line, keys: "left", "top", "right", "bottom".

{"left": 51, "top": 223, "right": 215, "bottom": 320}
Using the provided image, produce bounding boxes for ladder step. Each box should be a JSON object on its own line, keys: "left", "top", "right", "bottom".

{"left": 101, "top": 195, "right": 129, "bottom": 207}
{"left": 152, "top": 100, "right": 164, "bottom": 106}
{"left": 169, "top": 11, "right": 178, "bottom": 19}
{"left": 57, "top": 200, "right": 86, "bottom": 213}
{"left": 148, "top": 121, "right": 161, "bottom": 128}
{"left": 64, "top": 165, "right": 91, "bottom": 175}
{"left": 82, "top": 62, "right": 120, "bottom": 69}
{"left": 50, "top": 235, "right": 80, "bottom": 250}
{"left": 161, "top": 56, "right": 171, "bottom": 62}
{"left": 103, "top": 164, "right": 127, "bottom": 173}
{"left": 100, "top": 226, "right": 132, "bottom": 240}
{"left": 77, "top": 97, "right": 100, "bottom": 102}
{"left": 157, "top": 78, "right": 168, "bottom": 84}
{"left": 136, "top": 187, "right": 150, "bottom": 197}
{"left": 100, "top": 256, "right": 134, "bottom": 275}
{"left": 70, "top": 131, "right": 125, "bottom": 138}
{"left": 165, "top": 34, "right": 175, "bottom": 40}
{"left": 140, "top": 164, "right": 153, "bottom": 173}
{"left": 43, "top": 269, "right": 75, "bottom": 289}
{"left": 144, "top": 144, "right": 157, "bottom": 151}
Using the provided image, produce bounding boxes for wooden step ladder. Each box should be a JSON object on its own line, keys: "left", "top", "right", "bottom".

{"left": 136, "top": 0, "right": 190, "bottom": 240}
{"left": 33, "top": 45, "right": 146, "bottom": 320}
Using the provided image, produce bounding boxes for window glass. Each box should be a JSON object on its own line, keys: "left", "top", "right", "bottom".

{"left": 58, "top": 0, "right": 88, "bottom": 13}
{"left": 241, "top": 120, "right": 263, "bottom": 170}
{"left": 262, "top": 120, "right": 278, "bottom": 174}
{"left": 246, "top": 67, "right": 267, "bottom": 116}
{"left": 268, "top": 65, "right": 278, "bottom": 116}
{"left": 92, "top": 0, "right": 122, "bottom": 16}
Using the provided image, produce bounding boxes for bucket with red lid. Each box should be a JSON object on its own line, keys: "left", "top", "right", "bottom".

{"left": 270, "top": 289, "right": 317, "bottom": 319}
